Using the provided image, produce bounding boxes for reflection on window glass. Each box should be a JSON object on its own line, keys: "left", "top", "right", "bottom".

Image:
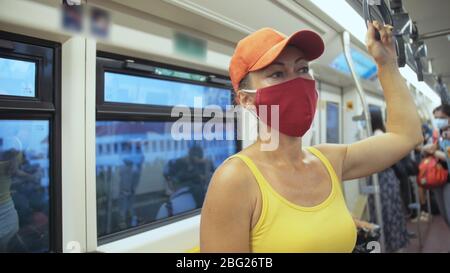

{"left": 0, "top": 57, "right": 36, "bottom": 97}
{"left": 96, "top": 121, "right": 237, "bottom": 237}
{"left": 104, "top": 72, "right": 231, "bottom": 109}
{"left": 0, "top": 120, "right": 50, "bottom": 252}
{"left": 326, "top": 102, "right": 339, "bottom": 144}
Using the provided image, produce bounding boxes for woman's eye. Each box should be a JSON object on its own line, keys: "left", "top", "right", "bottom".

{"left": 269, "top": 72, "right": 284, "bottom": 78}
{"left": 297, "top": 67, "right": 309, "bottom": 74}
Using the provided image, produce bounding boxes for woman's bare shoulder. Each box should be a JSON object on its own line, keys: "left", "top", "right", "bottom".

{"left": 210, "top": 151, "right": 254, "bottom": 189}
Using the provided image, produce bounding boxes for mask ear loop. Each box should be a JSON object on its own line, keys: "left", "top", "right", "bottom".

{"left": 240, "top": 89, "right": 257, "bottom": 93}
{"left": 238, "top": 89, "right": 262, "bottom": 142}
{"left": 308, "top": 68, "right": 316, "bottom": 80}
{"left": 239, "top": 89, "right": 259, "bottom": 120}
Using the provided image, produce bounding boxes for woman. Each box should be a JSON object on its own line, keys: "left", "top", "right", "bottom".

{"left": 200, "top": 22, "right": 423, "bottom": 252}
{"left": 424, "top": 105, "right": 450, "bottom": 228}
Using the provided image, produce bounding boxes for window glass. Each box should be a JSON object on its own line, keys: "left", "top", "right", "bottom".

{"left": 0, "top": 57, "right": 36, "bottom": 97}
{"left": 326, "top": 102, "right": 340, "bottom": 143}
{"left": 96, "top": 120, "right": 236, "bottom": 237}
{"left": 104, "top": 72, "right": 231, "bottom": 109}
{"left": 0, "top": 120, "right": 50, "bottom": 252}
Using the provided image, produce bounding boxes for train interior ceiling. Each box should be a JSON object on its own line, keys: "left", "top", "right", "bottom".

{"left": 0, "top": 0, "right": 449, "bottom": 253}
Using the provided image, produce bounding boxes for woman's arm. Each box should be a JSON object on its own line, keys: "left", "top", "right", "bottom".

{"left": 341, "top": 21, "right": 423, "bottom": 180}
{"left": 200, "top": 158, "right": 254, "bottom": 252}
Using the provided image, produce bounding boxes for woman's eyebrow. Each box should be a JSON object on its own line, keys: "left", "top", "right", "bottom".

{"left": 295, "top": 57, "right": 307, "bottom": 64}
{"left": 267, "top": 56, "right": 307, "bottom": 68}
{"left": 269, "top": 61, "right": 285, "bottom": 67}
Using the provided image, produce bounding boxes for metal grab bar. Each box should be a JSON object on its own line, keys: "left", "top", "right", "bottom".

{"left": 341, "top": 31, "right": 386, "bottom": 253}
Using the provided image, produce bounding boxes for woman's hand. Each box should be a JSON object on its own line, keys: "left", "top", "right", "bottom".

{"left": 422, "top": 143, "right": 437, "bottom": 155}
{"left": 366, "top": 20, "right": 397, "bottom": 67}
{"left": 353, "top": 218, "right": 377, "bottom": 231}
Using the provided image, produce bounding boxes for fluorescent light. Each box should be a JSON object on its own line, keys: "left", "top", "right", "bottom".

{"left": 309, "top": 0, "right": 367, "bottom": 43}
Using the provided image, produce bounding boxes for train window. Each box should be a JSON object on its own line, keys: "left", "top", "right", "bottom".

{"left": 0, "top": 120, "right": 50, "bottom": 252}
{"left": 326, "top": 102, "right": 340, "bottom": 143}
{"left": 96, "top": 121, "right": 236, "bottom": 237}
{"left": 104, "top": 72, "right": 231, "bottom": 109}
{"left": 0, "top": 31, "right": 61, "bottom": 253}
{"left": 96, "top": 52, "right": 238, "bottom": 242}
{"left": 0, "top": 57, "right": 36, "bottom": 97}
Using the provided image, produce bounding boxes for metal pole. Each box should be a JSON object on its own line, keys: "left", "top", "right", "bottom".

{"left": 410, "top": 176, "right": 423, "bottom": 249}
{"left": 426, "top": 189, "right": 433, "bottom": 223}
{"left": 341, "top": 31, "right": 386, "bottom": 253}
{"left": 419, "top": 28, "right": 450, "bottom": 40}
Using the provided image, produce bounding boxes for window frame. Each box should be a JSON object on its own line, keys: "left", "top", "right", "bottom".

{"left": 0, "top": 31, "right": 62, "bottom": 253}
{"left": 96, "top": 51, "right": 241, "bottom": 244}
{"left": 0, "top": 34, "right": 57, "bottom": 110}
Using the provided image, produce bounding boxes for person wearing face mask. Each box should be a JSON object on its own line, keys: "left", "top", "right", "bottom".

{"left": 423, "top": 105, "right": 450, "bottom": 231}
{"left": 200, "top": 21, "right": 423, "bottom": 253}
{"left": 437, "top": 124, "right": 450, "bottom": 229}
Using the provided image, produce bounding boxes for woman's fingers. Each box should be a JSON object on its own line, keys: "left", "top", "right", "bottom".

{"left": 384, "top": 24, "right": 394, "bottom": 45}
{"left": 367, "top": 21, "right": 394, "bottom": 48}
{"left": 366, "top": 21, "right": 377, "bottom": 47}
{"left": 373, "top": 21, "right": 388, "bottom": 43}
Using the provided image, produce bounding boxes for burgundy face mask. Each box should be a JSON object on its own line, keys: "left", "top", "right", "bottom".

{"left": 245, "top": 77, "right": 318, "bottom": 137}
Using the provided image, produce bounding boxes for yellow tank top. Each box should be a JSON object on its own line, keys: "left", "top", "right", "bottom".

{"left": 229, "top": 146, "right": 357, "bottom": 253}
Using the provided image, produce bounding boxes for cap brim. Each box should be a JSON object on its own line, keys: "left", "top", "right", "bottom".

{"left": 249, "top": 30, "right": 324, "bottom": 72}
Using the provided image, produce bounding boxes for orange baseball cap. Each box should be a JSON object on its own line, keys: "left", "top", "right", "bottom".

{"left": 229, "top": 27, "right": 325, "bottom": 91}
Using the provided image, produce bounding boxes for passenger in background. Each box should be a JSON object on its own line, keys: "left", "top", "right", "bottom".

{"left": 0, "top": 147, "right": 43, "bottom": 252}
{"left": 423, "top": 105, "right": 450, "bottom": 229}
{"left": 368, "top": 110, "right": 409, "bottom": 252}
{"left": 392, "top": 150, "right": 419, "bottom": 218}
{"left": 118, "top": 154, "right": 143, "bottom": 229}
{"left": 410, "top": 123, "right": 435, "bottom": 219}
{"left": 437, "top": 124, "right": 450, "bottom": 228}
{"left": 156, "top": 145, "right": 214, "bottom": 220}
{"left": 9, "top": 153, "right": 47, "bottom": 252}
{"left": 0, "top": 149, "right": 20, "bottom": 252}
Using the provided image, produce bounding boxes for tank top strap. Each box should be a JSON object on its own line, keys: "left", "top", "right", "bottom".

{"left": 305, "top": 146, "right": 340, "bottom": 185}
{"left": 226, "top": 154, "right": 269, "bottom": 191}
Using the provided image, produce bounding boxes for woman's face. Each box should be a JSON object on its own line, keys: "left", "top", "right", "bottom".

{"left": 238, "top": 46, "right": 312, "bottom": 106}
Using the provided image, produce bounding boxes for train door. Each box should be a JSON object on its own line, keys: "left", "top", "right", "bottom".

{"left": 319, "top": 83, "right": 342, "bottom": 144}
